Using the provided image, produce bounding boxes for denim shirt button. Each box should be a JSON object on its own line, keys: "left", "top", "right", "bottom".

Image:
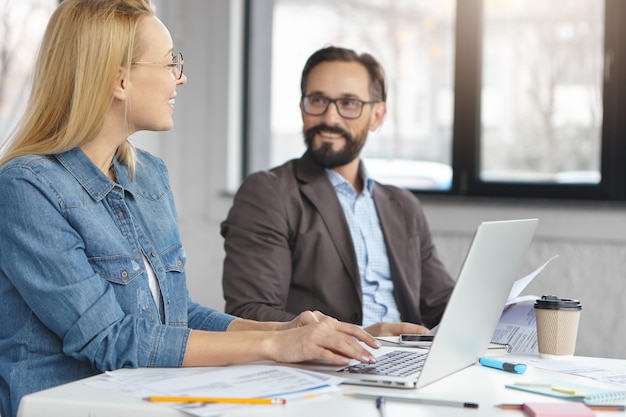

{"left": 121, "top": 270, "right": 128, "bottom": 279}
{"left": 177, "top": 259, "right": 182, "bottom": 266}
{"left": 150, "top": 250, "right": 157, "bottom": 257}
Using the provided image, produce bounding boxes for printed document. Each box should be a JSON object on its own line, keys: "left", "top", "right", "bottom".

{"left": 88, "top": 364, "right": 343, "bottom": 417}
{"left": 491, "top": 255, "right": 558, "bottom": 354}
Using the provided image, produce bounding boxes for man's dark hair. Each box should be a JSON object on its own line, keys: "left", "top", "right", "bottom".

{"left": 300, "top": 46, "right": 387, "bottom": 102}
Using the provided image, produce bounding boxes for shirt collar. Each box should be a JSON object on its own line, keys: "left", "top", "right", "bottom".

{"left": 325, "top": 164, "right": 375, "bottom": 196}
{"left": 55, "top": 148, "right": 130, "bottom": 201}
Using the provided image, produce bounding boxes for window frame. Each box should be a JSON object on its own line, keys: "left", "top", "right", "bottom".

{"left": 244, "top": 0, "right": 626, "bottom": 201}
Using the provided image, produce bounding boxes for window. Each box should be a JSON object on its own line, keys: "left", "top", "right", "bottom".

{"left": 480, "top": 2, "right": 603, "bottom": 185}
{"left": 269, "top": 0, "right": 456, "bottom": 191}
{"left": 0, "top": 0, "right": 57, "bottom": 147}
{"left": 245, "top": 0, "right": 626, "bottom": 200}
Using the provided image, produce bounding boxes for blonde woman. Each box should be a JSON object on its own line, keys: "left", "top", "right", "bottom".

{"left": 0, "top": 1, "right": 378, "bottom": 416}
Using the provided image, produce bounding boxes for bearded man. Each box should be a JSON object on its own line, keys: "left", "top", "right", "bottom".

{"left": 220, "top": 46, "right": 455, "bottom": 337}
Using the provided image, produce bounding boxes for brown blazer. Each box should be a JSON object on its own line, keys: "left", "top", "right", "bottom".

{"left": 221, "top": 152, "right": 455, "bottom": 328}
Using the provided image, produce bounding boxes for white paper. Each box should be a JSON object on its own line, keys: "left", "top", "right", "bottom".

{"left": 506, "top": 254, "right": 559, "bottom": 305}
{"left": 524, "top": 356, "right": 626, "bottom": 388}
{"left": 88, "top": 364, "right": 343, "bottom": 416}
{"left": 491, "top": 255, "right": 559, "bottom": 353}
{"left": 492, "top": 303, "right": 538, "bottom": 354}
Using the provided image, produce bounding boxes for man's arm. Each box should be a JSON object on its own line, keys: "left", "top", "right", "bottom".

{"left": 221, "top": 172, "right": 297, "bottom": 322}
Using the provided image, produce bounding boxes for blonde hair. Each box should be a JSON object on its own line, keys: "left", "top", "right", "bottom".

{"left": 0, "top": 0, "right": 155, "bottom": 178}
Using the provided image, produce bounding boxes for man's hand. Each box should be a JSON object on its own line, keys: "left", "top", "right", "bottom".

{"left": 364, "top": 322, "right": 430, "bottom": 337}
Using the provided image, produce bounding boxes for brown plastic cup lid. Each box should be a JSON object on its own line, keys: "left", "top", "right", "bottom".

{"left": 534, "top": 295, "right": 582, "bottom": 310}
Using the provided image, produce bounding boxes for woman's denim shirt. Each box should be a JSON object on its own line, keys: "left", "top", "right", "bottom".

{"left": 0, "top": 148, "right": 237, "bottom": 417}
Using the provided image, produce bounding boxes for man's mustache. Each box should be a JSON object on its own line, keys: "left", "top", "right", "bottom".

{"left": 305, "top": 124, "right": 352, "bottom": 142}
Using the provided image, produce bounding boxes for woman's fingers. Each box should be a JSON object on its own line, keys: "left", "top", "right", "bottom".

{"left": 272, "top": 320, "right": 378, "bottom": 365}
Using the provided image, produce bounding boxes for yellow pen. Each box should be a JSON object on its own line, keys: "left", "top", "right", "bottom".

{"left": 144, "top": 396, "right": 287, "bottom": 404}
{"left": 552, "top": 386, "right": 586, "bottom": 395}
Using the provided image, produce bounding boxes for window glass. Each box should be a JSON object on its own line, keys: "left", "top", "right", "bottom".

{"left": 0, "top": 0, "right": 57, "bottom": 146}
{"left": 271, "top": 0, "right": 456, "bottom": 190}
{"left": 480, "top": 0, "right": 604, "bottom": 184}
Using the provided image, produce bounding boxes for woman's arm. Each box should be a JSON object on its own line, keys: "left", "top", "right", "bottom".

{"left": 183, "top": 311, "right": 381, "bottom": 366}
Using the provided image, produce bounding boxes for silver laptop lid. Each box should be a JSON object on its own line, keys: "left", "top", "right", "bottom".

{"left": 416, "top": 218, "right": 538, "bottom": 388}
{"left": 290, "top": 218, "right": 538, "bottom": 389}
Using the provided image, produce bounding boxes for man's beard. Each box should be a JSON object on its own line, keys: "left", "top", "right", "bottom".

{"left": 304, "top": 124, "right": 367, "bottom": 169}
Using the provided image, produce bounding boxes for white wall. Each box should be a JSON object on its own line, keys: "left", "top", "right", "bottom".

{"left": 423, "top": 199, "right": 626, "bottom": 359}
{"left": 147, "top": 1, "right": 626, "bottom": 359}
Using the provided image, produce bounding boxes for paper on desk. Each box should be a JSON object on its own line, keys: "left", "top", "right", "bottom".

{"left": 491, "top": 303, "right": 538, "bottom": 354}
{"left": 491, "top": 255, "right": 559, "bottom": 354}
{"left": 88, "top": 364, "right": 342, "bottom": 417}
{"left": 524, "top": 356, "right": 626, "bottom": 388}
{"left": 506, "top": 254, "right": 558, "bottom": 305}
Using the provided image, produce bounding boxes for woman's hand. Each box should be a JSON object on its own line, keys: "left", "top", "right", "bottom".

{"left": 277, "top": 310, "right": 326, "bottom": 330}
{"left": 267, "top": 314, "right": 380, "bottom": 365}
{"left": 185, "top": 311, "right": 380, "bottom": 367}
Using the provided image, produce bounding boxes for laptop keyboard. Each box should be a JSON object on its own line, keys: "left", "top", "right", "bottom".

{"left": 339, "top": 350, "right": 428, "bottom": 377}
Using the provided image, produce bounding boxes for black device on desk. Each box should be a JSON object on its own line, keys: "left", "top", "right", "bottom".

{"left": 399, "top": 334, "right": 434, "bottom": 346}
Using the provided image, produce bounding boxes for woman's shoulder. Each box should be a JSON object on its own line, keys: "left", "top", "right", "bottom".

{"left": 0, "top": 154, "right": 73, "bottom": 207}
{"left": 0, "top": 154, "right": 59, "bottom": 179}
{"left": 1, "top": 153, "right": 53, "bottom": 168}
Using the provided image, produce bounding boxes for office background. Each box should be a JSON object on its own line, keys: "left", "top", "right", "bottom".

{"left": 131, "top": 0, "right": 624, "bottom": 359}
{"left": 2, "top": 1, "right": 625, "bottom": 359}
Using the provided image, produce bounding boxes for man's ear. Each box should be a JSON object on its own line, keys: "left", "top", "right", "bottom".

{"left": 112, "top": 67, "right": 127, "bottom": 101}
{"left": 369, "top": 101, "right": 387, "bottom": 131}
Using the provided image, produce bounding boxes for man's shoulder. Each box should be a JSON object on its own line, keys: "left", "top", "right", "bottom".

{"left": 244, "top": 156, "right": 324, "bottom": 188}
{"left": 268, "top": 157, "right": 299, "bottom": 177}
{"left": 243, "top": 158, "right": 298, "bottom": 185}
{"left": 234, "top": 158, "right": 301, "bottom": 201}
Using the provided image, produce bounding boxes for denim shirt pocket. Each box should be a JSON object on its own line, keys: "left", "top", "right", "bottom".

{"left": 161, "top": 244, "right": 185, "bottom": 274}
{"left": 90, "top": 255, "right": 144, "bottom": 285}
{"left": 89, "top": 255, "right": 160, "bottom": 321}
{"left": 159, "top": 244, "right": 188, "bottom": 326}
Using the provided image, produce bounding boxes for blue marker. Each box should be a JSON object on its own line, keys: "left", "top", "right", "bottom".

{"left": 479, "top": 356, "right": 526, "bottom": 374}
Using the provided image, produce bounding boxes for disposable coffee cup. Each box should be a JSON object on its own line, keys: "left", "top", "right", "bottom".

{"left": 534, "top": 295, "right": 582, "bottom": 359}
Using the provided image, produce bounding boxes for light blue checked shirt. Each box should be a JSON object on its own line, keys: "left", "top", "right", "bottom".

{"left": 326, "top": 169, "right": 402, "bottom": 327}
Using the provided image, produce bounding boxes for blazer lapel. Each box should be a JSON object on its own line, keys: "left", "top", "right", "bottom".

{"left": 296, "top": 154, "right": 361, "bottom": 291}
{"left": 373, "top": 184, "right": 410, "bottom": 306}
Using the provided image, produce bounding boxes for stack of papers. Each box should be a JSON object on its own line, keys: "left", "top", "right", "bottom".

{"left": 88, "top": 364, "right": 343, "bottom": 417}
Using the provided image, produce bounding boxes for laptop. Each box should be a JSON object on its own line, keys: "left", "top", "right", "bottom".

{"left": 297, "top": 218, "right": 538, "bottom": 389}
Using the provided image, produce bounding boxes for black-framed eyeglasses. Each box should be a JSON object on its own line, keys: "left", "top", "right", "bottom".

{"left": 133, "top": 52, "right": 184, "bottom": 80}
{"left": 301, "top": 95, "right": 380, "bottom": 119}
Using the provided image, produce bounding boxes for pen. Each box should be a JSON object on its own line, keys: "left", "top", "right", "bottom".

{"left": 479, "top": 356, "right": 527, "bottom": 374}
{"left": 346, "top": 393, "right": 479, "bottom": 409}
{"left": 513, "top": 381, "right": 552, "bottom": 387}
{"left": 376, "top": 396, "right": 388, "bottom": 417}
{"left": 144, "top": 396, "right": 287, "bottom": 404}
{"left": 496, "top": 404, "right": 626, "bottom": 411}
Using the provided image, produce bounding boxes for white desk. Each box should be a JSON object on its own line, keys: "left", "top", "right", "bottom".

{"left": 17, "top": 355, "right": 626, "bottom": 417}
